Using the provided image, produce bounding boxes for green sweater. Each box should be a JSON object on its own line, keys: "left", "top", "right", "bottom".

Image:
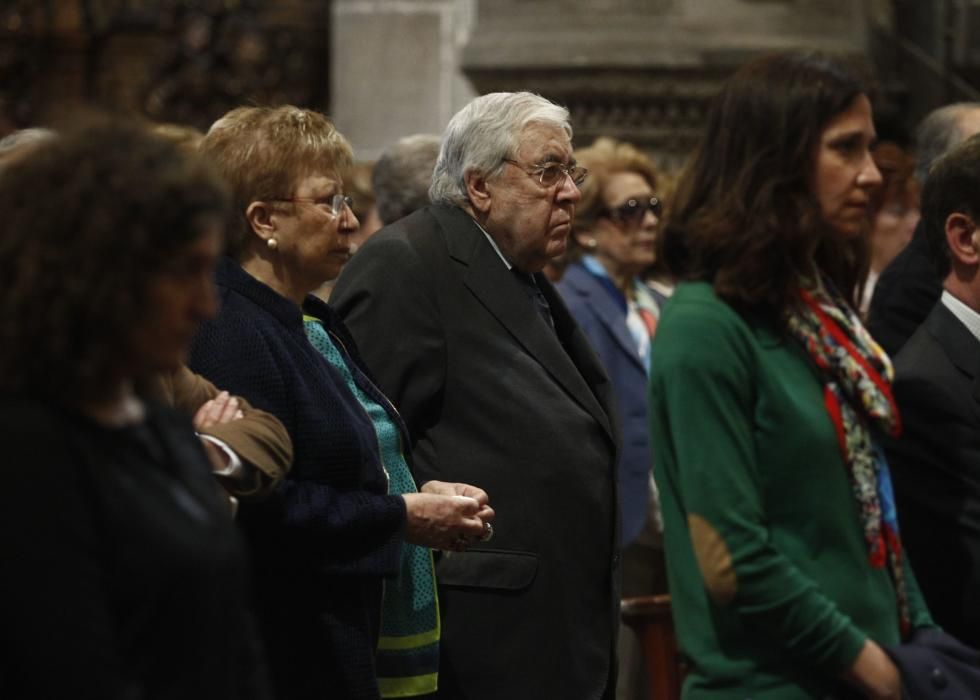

{"left": 649, "top": 282, "right": 931, "bottom": 699}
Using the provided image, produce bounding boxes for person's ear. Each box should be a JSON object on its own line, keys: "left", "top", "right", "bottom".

{"left": 945, "top": 212, "right": 980, "bottom": 267}
{"left": 465, "top": 169, "right": 492, "bottom": 216}
{"left": 245, "top": 201, "right": 277, "bottom": 247}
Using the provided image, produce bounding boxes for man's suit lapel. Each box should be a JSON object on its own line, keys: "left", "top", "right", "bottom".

{"left": 925, "top": 302, "right": 980, "bottom": 407}
{"left": 432, "top": 206, "right": 614, "bottom": 440}
{"left": 538, "top": 275, "right": 617, "bottom": 440}
{"left": 564, "top": 265, "right": 645, "bottom": 374}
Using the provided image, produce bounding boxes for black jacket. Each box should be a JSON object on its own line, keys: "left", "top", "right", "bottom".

{"left": 331, "top": 204, "right": 621, "bottom": 700}
{"left": 189, "top": 259, "right": 408, "bottom": 700}
{"left": 885, "top": 300, "right": 980, "bottom": 649}
{"left": 867, "top": 223, "right": 942, "bottom": 358}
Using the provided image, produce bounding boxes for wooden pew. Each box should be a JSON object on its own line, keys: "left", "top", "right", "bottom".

{"left": 620, "top": 594, "right": 684, "bottom": 700}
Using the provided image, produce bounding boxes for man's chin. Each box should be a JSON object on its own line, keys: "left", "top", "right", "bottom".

{"left": 547, "top": 237, "right": 568, "bottom": 257}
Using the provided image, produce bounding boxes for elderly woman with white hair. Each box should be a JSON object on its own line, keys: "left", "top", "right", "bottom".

{"left": 190, "top": 106, "right": 495, "bottom": 700}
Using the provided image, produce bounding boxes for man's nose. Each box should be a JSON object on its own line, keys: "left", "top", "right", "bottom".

{"left": 557, "top": 173, "right": 581, "bottom": 203}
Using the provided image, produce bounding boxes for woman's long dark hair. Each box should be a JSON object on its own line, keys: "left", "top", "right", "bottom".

{"left": 658, "top": 51, "right": 874, "bottom": 317}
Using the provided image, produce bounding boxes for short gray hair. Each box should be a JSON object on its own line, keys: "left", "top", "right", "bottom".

{"left": 915, "top": 102, "right": 980, "bottom": 183}
{"left": 429, "top": 92, "right": 572, "bottom": 206}
{"left": 373, "top": 133, "right": 441, "bottom": 225}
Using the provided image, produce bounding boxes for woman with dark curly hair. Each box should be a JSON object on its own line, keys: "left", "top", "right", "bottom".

{"left": 650, "top": 52, "right": 934, "bottom": 698}
{"left": 0, "top": 120, "right": 271, "bottom": 700}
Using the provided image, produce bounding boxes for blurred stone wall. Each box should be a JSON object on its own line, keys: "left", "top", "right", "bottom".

{"left": 330, "top": 0, "right": 476, "bottom": 161}
{"left": 4, "top": 1, "right": 978, "bottom": 168}
{"left": 0, "top": 1, "right": 330, "bottom": 134}
{"left": 459, "top": 0, "right": 872, "bottom": 169}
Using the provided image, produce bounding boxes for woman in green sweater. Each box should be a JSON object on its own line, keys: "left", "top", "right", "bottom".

{"left": 650, "top": 52, "right": 933, "bottom": 699}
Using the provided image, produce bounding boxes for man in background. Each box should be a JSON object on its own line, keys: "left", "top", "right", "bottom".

{"left": 371, "top": 133, "right": 441, "bottom": 227}
{"left": 868, "top": 102, "right": 980, "bottom": 355}
{"left": 885, "top": 133, "right": 980, "bottom": 648}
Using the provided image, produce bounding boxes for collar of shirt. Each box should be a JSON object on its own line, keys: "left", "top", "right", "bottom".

{"left": 581, "top": 254, "right": 661, "bottom": 320}
{"left": 471, "top": 218, "right": 513, "bottom": 270}
{"left": 941, "top": 289, "right": 980, "bottom": 344}
{"left": 581, "top": 254, "right": 611, "bottom": 281}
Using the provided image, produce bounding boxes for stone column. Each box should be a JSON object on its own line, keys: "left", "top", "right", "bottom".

{"left": 331, "top": 0, "right": 476, "bottom": 160}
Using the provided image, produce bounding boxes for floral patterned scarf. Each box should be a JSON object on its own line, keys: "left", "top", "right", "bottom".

{"left": 785, "top": 276, "right": 910, "bottom": 635}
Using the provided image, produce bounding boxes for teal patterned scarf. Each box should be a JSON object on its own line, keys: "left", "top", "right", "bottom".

{"left": 304, "top": 316, "right": 440, "bottom": 696}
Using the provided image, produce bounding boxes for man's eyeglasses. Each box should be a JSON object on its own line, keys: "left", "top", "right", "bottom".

{"left": 503, "top": 159, "right": 588, "bottom": 188}
{"left": 600, "top": 196, "right": 662, "bottom": 225}
{"left": 271, "top": 194, "right": 353, "bottom": 217}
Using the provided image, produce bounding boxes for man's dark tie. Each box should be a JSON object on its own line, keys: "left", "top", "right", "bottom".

{"left": 513, "top": 270, "right": 555, "bottom": 331}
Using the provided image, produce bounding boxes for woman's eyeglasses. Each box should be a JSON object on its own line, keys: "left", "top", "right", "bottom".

{"left": 600, "top": 196, "right": 662, "bottom": 225}
{"left": 271, "top": 194, "right": 353, "bottom": 217}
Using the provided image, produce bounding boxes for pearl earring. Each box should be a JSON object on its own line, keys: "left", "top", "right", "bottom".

{"left": 587, "top": 238, "right": 597, "bottom": 249}
{"left": 267, "top": 238, "right": 278, "bottom": 251}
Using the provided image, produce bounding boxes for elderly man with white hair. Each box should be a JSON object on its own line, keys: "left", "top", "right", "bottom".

{"left": 332, "top": 92, "right": 620, "bottom": 700}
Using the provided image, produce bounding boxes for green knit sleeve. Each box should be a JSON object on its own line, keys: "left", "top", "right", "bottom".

{"left": 650, "top": 290, "right": 866, "bottom": 675}
{"left": 901, "top": 547, "right": 936, "bottom": 630}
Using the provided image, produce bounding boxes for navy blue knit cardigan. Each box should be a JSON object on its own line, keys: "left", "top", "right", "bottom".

{"left": 189, "top": 257, "right": 408, "bottom": 700}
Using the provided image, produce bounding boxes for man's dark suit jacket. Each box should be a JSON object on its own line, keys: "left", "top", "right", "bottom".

{"left": 886, "top": 300, "right": 980, "bottom": 648}
{"left": 867, "top": 223, "right": 942, "bottom": 358}
{"left": 331, "top": 204, "right": 621, "bottom": 700}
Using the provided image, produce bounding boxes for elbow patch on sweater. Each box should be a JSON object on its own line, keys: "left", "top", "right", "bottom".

{"left": 688, "top": 513, "right": 737, "bottom": 605}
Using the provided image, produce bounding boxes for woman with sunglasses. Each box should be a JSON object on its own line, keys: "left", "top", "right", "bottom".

{"left": 556, "top": 136, "right": 666, "bottom": 698}
{"left": 190, "top": 106, "right": 494, "bottom": 700}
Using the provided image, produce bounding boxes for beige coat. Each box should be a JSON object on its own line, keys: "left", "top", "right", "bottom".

{"left": 142, "top": 365, "right": 292, "bottom": 499}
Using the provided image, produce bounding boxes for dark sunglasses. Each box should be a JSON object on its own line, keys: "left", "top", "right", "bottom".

{"left": 600, "top": 196, "right": 662, "bottom": 225}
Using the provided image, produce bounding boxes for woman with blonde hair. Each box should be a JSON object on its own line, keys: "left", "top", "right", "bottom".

{"left": 192, "top": 106, "right": 494, "bottom": 700}
{"left": 557, "top": 135, "right": 665, "bottom": 557}
{"left": 557, "top": 135, "right": 667, "bottom": 699}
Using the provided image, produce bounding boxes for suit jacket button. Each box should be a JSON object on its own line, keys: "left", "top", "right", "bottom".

{"left": 930, "top": 666, "right": 948, "bottom": 689}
